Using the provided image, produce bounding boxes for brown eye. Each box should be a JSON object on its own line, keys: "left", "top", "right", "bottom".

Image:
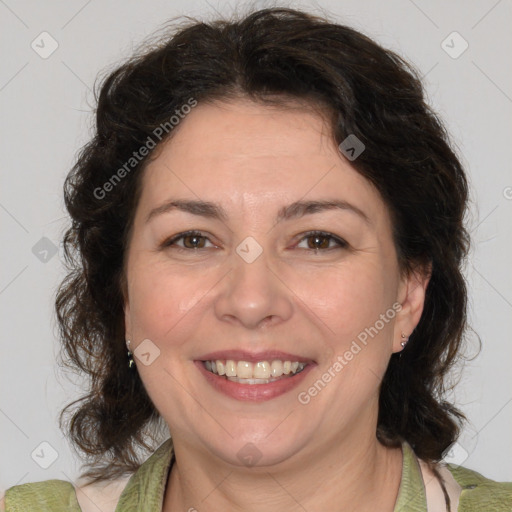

{"left": 307, "top": 234, "right": 330, "bottom": 250}
{"left": 161, "top": 231, "right": 214, "bottom": 250}
{"left": 297, "top": 231, "right": 348, "bottom": 251}
{"left": 181, "top": 234, "right": 207, "bottom": 249}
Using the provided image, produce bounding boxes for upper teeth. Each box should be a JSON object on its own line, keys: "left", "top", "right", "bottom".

{"left": 204, "top": 360, "right": 306, "bottom": 379}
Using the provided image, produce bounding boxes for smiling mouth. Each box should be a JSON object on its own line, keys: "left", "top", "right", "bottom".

{"left": 202, "top": 359, "right": 307, "bottom": 384}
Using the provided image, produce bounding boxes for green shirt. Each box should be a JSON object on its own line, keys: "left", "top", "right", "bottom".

{"left": 5, "top": 439, "right": 512, "bottom": 511}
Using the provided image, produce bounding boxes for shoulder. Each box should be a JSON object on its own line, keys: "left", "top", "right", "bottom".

{"left": 2, "top": 476, "right": 131, "bottom": 512}
{"left": 2, "top": 479, "right": 80, "bottom": 511}
{"left": 446, "top": 463, "right": 512, "bottom": 511}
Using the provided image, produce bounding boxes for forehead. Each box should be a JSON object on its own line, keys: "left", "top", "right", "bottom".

{"left": 163, "top": 97, "right": 335, "bottom": 159}
{"left": 136, "top": 98, "right": 387, "bottom": 225}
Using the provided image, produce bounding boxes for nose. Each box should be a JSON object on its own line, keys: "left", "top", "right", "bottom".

{"left": 213, "top": 245, "right": 294, "bottom": 330}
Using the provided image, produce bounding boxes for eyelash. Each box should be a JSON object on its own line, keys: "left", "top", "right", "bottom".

{"left": 160, "top": 230, "right": 348, "bottom": 252}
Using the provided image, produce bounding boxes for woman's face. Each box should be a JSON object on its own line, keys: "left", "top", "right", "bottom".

{"left": 124, "top": 98, "right": 427, "bottom": 467}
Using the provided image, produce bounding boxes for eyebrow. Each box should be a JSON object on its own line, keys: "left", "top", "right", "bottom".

{"left": 145, "top": 198, "right": 371, "bottom": 226}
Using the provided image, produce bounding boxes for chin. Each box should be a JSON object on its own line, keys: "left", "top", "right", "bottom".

{"left": 202, "top": 426, "right": 311, "bottom": 469}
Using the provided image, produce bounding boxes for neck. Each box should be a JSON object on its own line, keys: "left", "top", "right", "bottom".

{"left": 163, "top": 432, "right": 403, "bottom": 512}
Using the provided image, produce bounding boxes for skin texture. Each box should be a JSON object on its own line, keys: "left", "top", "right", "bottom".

{"left": 123, "top": 98, "right": 430, "bottom": 512}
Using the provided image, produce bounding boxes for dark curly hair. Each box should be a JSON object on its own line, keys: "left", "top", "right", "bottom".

{"left": 56, "top": 6, "right": 470, "bottom": 484}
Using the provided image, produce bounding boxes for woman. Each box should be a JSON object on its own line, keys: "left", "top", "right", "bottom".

{"left": 3, "top": 7, "right": 511, "bottom": 511}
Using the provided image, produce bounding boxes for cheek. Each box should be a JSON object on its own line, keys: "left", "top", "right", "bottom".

{"left": 127, "top": 261, "right": 211, "bottom": 344}
{"left": 297, "top": 258, "right": 394, "bottom": 347}
{"left": 296, "top": 262, "right": 397, "bottom": 415}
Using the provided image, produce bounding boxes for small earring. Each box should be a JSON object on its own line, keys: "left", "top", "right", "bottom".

{"left": 126, "top": 340, "right": 135, "bottom": 369}
{"left": 400, "top": 332, "right": 409, "bottom": 349}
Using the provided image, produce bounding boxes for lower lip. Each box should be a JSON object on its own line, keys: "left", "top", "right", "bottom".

{"left": 194, "top": 361, "right": 315, "bottom": 402}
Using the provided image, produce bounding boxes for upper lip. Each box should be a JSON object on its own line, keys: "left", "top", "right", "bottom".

{"left": 196, "top": 349, "right": 315, "bottom": 364}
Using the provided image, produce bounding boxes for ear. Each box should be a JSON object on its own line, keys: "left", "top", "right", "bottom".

{"left": 124, "top": 301, "right": 132, "bottom": 342}
{"left": 393, "top": 263, "right": 431, "bottom": 353}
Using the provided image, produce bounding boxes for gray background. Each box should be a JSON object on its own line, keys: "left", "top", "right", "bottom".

{"left": 1, "top": 0, "right": 511, "bottom": 491}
